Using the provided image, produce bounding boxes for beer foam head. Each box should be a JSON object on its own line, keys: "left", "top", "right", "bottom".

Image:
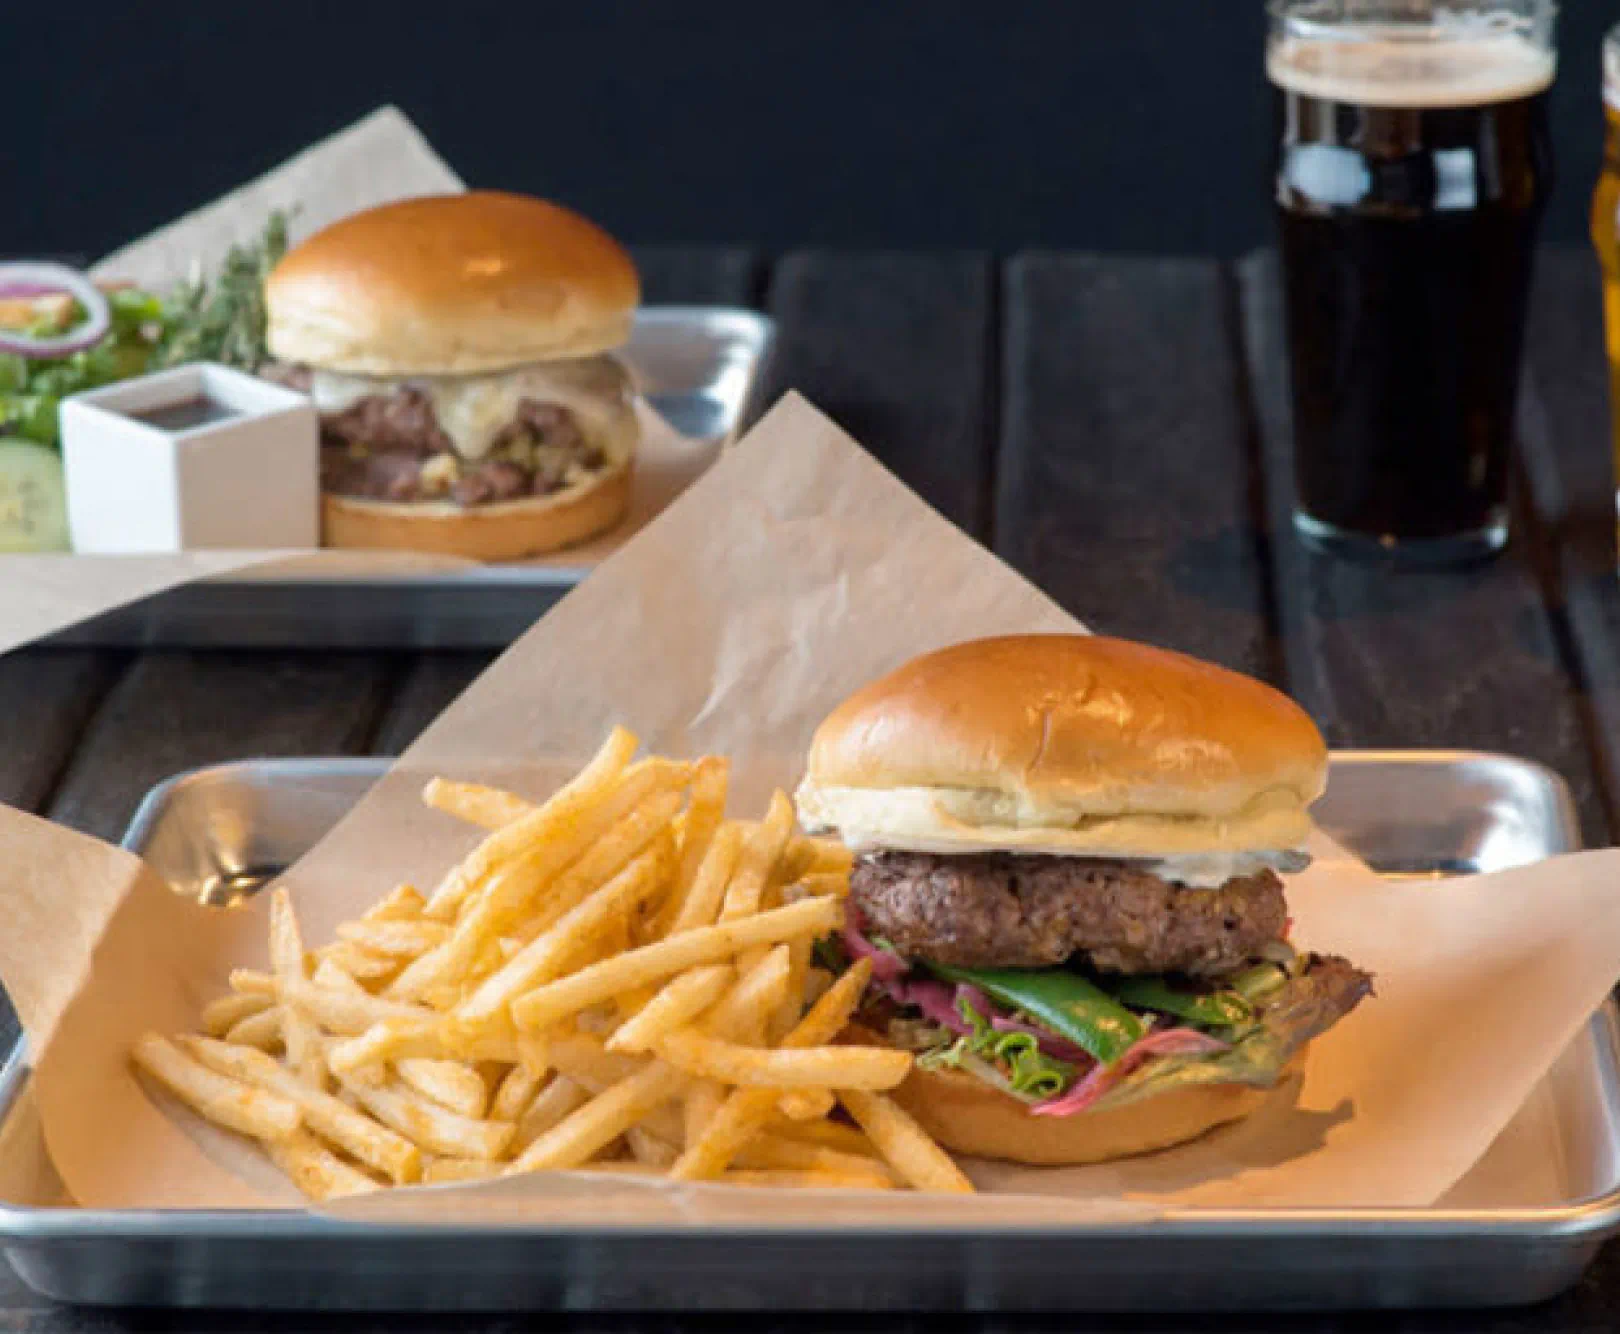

{"left": 1268, "top": 26, "right": 1555, "bottom": 108}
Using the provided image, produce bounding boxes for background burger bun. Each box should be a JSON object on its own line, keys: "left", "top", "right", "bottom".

{"left": 266, "top": 191, "right": 640, "bottom": 375}
{"left": 321, "top": 458, "right": 632, "bottom": 560}
{"left": 855, "top": 1024, "right": 1304, "bottom": 1166}
{"left": 797, "top": 635, "right": 1327, "bottom": 854}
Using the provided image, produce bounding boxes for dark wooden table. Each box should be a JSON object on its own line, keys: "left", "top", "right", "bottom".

{"left": 2, "top": 245, "right": 1619, "bottom": 1329}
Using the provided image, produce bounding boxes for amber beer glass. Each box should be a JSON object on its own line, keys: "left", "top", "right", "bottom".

{"left": 1593, "top": 23, "right": 1620, "bottom": 520}
{"left": 1270, "top": 1, "right": 1556, "bottom": 563}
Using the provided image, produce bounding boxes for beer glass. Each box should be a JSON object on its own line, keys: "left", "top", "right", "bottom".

{"left": 1592, "top": 22, "right": 1620, "bottom": 521}
{"left": 1269, "top": 1, "right": 1556, "bottom": 564}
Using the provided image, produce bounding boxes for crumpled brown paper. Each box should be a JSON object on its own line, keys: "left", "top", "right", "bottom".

{"left": 3, "top": 395, "right": 1620, "bottom": 1221}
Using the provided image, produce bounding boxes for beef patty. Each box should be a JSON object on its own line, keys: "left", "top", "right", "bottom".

{"left": 851, "top": 849, "right": 1289, "bottom": 977}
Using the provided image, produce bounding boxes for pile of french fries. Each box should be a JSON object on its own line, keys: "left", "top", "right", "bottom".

{"left": 131, "top": 728, "right": 973, "bottom": 1200}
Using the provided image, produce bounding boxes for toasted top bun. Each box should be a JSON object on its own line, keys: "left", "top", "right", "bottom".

{"left": 266, "top": 192, "right": 639, "bottom": 375}
{"left": 865, "top": 1025, "right": 1304, "bottom": 1166}
{"left": 796, "top": 635, "right": 1327, "bottom": 857}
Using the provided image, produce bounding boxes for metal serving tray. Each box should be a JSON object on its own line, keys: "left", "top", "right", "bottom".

{"left": 41, "top": 305, "right": 775, "bottom": 651}
{"left": 0, "top": 750, "right": 1615, "bottom": 1312}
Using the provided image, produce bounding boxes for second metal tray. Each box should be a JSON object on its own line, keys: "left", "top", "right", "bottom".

{"left": 0, "top": 750, "right": 1614, "bottom": 1312}
{"left": 40, "top": 305, "right": 775, "bottom": 651}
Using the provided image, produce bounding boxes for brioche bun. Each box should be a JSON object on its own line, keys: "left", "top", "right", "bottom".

{"left": 319, "top": 457, "right": 631, "bottom": 560}
{"left": 266, "top": 192, "right": 639, "bottom": 376}
{"left": 796, "top": 635, "right": 1327, "bottom": 857}
{"left": 851, "top": 1025, "right": 1304, "bottom": 1166}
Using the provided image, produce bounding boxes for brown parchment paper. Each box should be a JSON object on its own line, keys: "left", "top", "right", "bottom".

{"left": 0, "top": 107, "right": 716, "bottom": 652}
{"left": 6, "top": 394, "right": 1620, "bottom": 1221}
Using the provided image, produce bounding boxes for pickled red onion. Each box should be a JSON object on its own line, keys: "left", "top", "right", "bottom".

{"left": 0, "top": 264, "right": 111, "bottom": 359}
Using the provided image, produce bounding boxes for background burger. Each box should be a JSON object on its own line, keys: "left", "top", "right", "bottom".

{"left": 795, "top": 634, "right": 1373, "bottom": 1166}
{"left": 264, "top": 191, "right": 640, "bottom": 559}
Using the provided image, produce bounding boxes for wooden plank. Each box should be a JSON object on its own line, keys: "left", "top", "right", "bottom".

{"left": 755, "top": 251, "right": 996, "bottom": 539}
{"left": 47, "top": 653, "right": 397, "bottom": 844}
{"left": 998, "top": 254, "right": 1274, "bottom": 679}
{"left": 631, "top": 246, "right": 763, "bottom": 308}
{"left": 370, "top": 652, "right": 496, "bottom": 757}
{"left": 1516, "top": 247, "right": 1620, "bottom": 832}
{"left": 0, "top": 649, "right": 128, "bottom": 814}
{"left": 1239, "top": 250, "right": 1609, "bottom": 843}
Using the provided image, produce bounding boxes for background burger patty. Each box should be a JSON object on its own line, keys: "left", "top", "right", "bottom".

{"left": 851, "top": 849, "right": 1288, "bottom": 976}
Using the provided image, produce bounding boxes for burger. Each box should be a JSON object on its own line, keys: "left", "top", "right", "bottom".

{"left": 264, "top": 191, "right": 640, "bottom": 559}
{"left": 795, "top": 634, "right": 1373, "bottom": 1166}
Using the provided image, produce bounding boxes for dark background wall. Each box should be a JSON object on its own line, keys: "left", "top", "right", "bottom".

{"left": 7, "top": 3, "right": 1612, "bottom": 262}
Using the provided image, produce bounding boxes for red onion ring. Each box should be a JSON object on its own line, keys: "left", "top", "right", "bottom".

{"left": 0, "top": 264, "right": 111, "bottom": 359}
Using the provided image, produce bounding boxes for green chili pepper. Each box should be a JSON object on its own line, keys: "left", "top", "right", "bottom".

{"left": 1229, "top": 963, "right": 1289, "bottom": 1003}
{"left": 926, "top": 962, "right": 1144, "bottom": 1065}
{"left": 1110, "top": 976, "right": 1253, "bottom": 1028}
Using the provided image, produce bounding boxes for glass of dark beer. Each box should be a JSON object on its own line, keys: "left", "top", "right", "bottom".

{"left": 1269, "top": 1, "right": 1556, "bottom": 564}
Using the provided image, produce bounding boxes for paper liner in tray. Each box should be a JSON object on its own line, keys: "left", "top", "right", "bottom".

{"left": 3, "top": 395, "right": 1620, "bottom": 1220}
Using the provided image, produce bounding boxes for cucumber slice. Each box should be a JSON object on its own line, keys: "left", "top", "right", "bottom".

{"left": 0, "top": 439, "right": 69, "bottom": 551}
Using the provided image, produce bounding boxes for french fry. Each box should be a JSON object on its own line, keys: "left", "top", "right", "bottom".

{"left": 132, "top": 1033, "right": 301, "bottom": 1142}
{"left": 509, "top": 897, "right": 840, "bottom": 1034}
{"left": 766, "top": 1116, "right": 884, "bottom": 1159}
{"left": 181, "top": 1036, "right": 420, "bottom": 1184}
{"left": 327, "top": 1018, "right": 521, "bottom": 1076}
{"left": 683, "top": 1080, "right": 724, "bottom": 1146}
{"left": 720, "top": 1167, "right": 895, "bottom": 1191}
{"left": 839, "top": 1090, "right": 975, "bottom": 1195}
{"left": 772, "top": 936, "right": 813, "bottom": 1043}
{"left": 805, "top": 837, "right": 855, "bottom": 876}
{"left": 422, "top": 777, "right": 535, "bottom": 830}
{"left": 422, "top": 1156, "right": 503, "bottom": 1185}
{"left": 311, "top": 956, "right": 369, "bottom": 995}
{"left": 337, "top": 919, "right": 450, "bottom": 959}
{"left": 396, "top": 1059, "right": 489, "bottom": 1119}
{"left": 734, "top": 1134, "right": 897, "bottom": 1183}
{"left": 666, "top": 822, "right": 743, "bottom": 936}
{"left": 788, "top": 872, "right": 849, "bottom": 901}
{"left": 419, "top": 726, "right": 639, "bottom": 922}
{"left": 394, "top": 767, "right": 686, "bottom": 1000}
{"left": 313, "top": 942, "right": 399, "bottom": 984}
{"left": 548, "top": 1031, "right": 651, "bottom": 1092}
{"left": 267, "top": 1130, "right": 381, "bottom": 1201}
{"left": 513, "top": 1075, "right": 589, "bottom": 1151}
{"left": 778, "top": 1088, "right": 837, "bottom": 1122}
{"left": 606, "top": 964, "right": 732, "bottom": 1055}
{"left": 360, "top": 883, "right": 426, "bottom": 922}
{"left": 719, "top": 791, "right": 795, "bottom": 922}
{"left": 669, "top": 961, "right": 871, "bottom": 1181}
{"left": 654, "top": 757, "right": 729, "bottom": 935}
{"left": 228, "top": 969, "right": 276, "bottom": 997}
{"left": 505, "top": 1063, "right": 685, "bottom": 1174}
{"left": 202, "top": 991, "right": 270, "bottom": 1037}
{"left": 655, "top": 1030, "right": 909, "bottom": 1090}
{"left": 453, "top": 837, "right": 675, "bottom": 1034}
{"left": 269, "top": 889, "right": 325, "bottom": 1085}
{"left": 626, "top": 1125, "right": 678, "bottom": 1168}
{"left": 342, "top": 1078, "right": 515, "bottom": 1161}
{"left": 287, "top": 978, "right": 436, "bottom": 1036}
{"left": 225, "top": 1007, "right": 282, "bottom": 1052}
{"left": 490, "top": 1064, "right": 542, "bottom": 1121}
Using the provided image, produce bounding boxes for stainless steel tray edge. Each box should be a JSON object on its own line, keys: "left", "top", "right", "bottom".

{"left": 1, "top": 749, "right": 1618, "bottom": 1311}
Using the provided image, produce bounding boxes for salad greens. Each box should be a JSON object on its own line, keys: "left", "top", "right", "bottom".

{"left": 925, "top": 960, "right": 1146, "bottom": 1065}
{"left": 1110, "top": 975, "right": 1254, "bottom": 1029}
{"left": 0, "top": 213, "right": 291, "bottom": 450}
{"left": 918, "top": 994, "right": 1075, "bottom": 1102}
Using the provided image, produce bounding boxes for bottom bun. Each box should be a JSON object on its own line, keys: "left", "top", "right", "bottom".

{"left": 321, "top": 460, "right": 632, "bottom": 561}
{"left": 852, "top": 1025, "right": 1304, "bottom": 1166}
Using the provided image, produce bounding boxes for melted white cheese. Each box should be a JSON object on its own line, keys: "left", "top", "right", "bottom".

{"left": 309, "top": 356, "right": 635, "bottom": 463}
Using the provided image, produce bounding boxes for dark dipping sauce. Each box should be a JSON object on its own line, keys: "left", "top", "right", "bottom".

{"left": 127, "top": 396, "right": 242, "bottom": 432}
